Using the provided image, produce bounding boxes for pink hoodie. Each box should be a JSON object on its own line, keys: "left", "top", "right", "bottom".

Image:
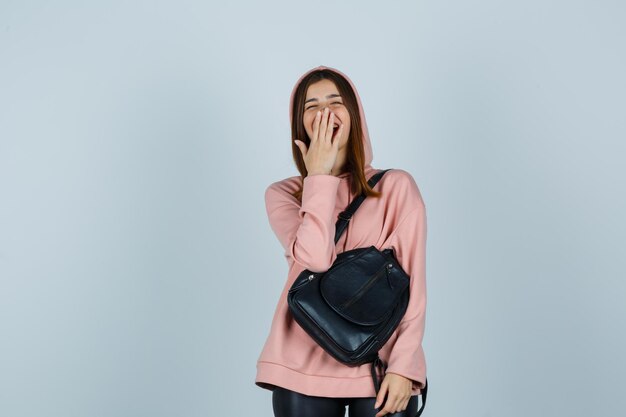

{"left": 255, "top": 65, "right": 427, "bottom": 398}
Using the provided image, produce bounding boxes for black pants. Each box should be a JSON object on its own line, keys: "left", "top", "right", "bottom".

{"left": 272, "top": 386, "right": 419, "bottom": 417}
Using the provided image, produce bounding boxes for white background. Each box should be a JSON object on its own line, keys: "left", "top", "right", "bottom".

{"left": 1, "top": 1, "right": 624, "bottom": 416}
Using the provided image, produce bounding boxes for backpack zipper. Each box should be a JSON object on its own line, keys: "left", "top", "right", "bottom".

{"left": 340, "top": 262, "right": 394, "bottom": 310}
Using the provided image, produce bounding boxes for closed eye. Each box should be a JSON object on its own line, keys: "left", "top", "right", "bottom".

{"left": 306, "top": 102, "right": 343, "bottom": 110}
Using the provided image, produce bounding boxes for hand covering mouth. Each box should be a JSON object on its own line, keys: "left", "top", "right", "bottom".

{"left": 289, "top": 65, "right": 373, "bottom": 169}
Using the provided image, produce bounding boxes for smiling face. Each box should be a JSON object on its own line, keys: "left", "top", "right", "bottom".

{"left": 302, "top": 79, "right": 351, "bottom": 149}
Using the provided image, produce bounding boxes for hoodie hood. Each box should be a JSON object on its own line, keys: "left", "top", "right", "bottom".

{"left": 288, "top": 65, "right": 374, "bottom": 179}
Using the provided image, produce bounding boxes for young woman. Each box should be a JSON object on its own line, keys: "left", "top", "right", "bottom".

{"left": 255, "top": 65, "right": 428, "bottom": 417}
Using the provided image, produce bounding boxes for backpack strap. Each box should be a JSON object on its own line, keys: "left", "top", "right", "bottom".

{"left": 333, "top": 169, "right": 391, "bottom": 243}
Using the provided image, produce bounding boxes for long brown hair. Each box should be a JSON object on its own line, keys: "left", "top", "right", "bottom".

{"left": 291, "top": 69, "right": 382, "bottom": 202}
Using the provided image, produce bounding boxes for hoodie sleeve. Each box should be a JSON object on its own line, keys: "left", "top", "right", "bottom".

{"left": 265, "top": 174, "right": 341, "bottom": 273}
{"left": 384, "top": 184, "right": 428, "bottom": 391}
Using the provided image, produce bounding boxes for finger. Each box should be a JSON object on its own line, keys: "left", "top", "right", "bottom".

{"left": 399, "top": 395, "right": 410, "bottom": 413}
{"left": 318, "top": 107, "right": 329, "bottom": 141}
{"left": 311, "top": 110, "right": 321, "bottom": 142}
{"left": 394, "top": 397, "right": 405, "bottom": 414}
{"left": 316, "top": 107, "right": 328, "bottom": 142}
{"left": 379, "top": 404, "right": 395, "bottom": 417}
{"left": 374, "top": 382, "right": 387, "bottom": 409}
{"left": 391, "top": 393, "right": 405, "bottom": 414}
{"left": 385, "top": 395, "right": 400, "bottom": 414}
{"left": 324, "top": 111, "right": 335, "bottom": 142}
{"left": 294, "top": 139, "right": 307, "bottom": 157}
{"left": 400, "top": 398, "right": 409, "bottom": 413}
{"left": 333, "top": 123, "right": 344, "bottom": 146}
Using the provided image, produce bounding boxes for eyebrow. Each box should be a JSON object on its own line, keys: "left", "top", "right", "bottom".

{"left": 305, "top": 94, "right": 342, "bottom": 104}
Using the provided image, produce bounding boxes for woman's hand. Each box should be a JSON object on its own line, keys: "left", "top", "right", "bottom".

{"left": 373, "top": 372, "right": 413, "bottom": 417}
{"left": 294, "top": 107, "right": 344, "bottom": 176}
